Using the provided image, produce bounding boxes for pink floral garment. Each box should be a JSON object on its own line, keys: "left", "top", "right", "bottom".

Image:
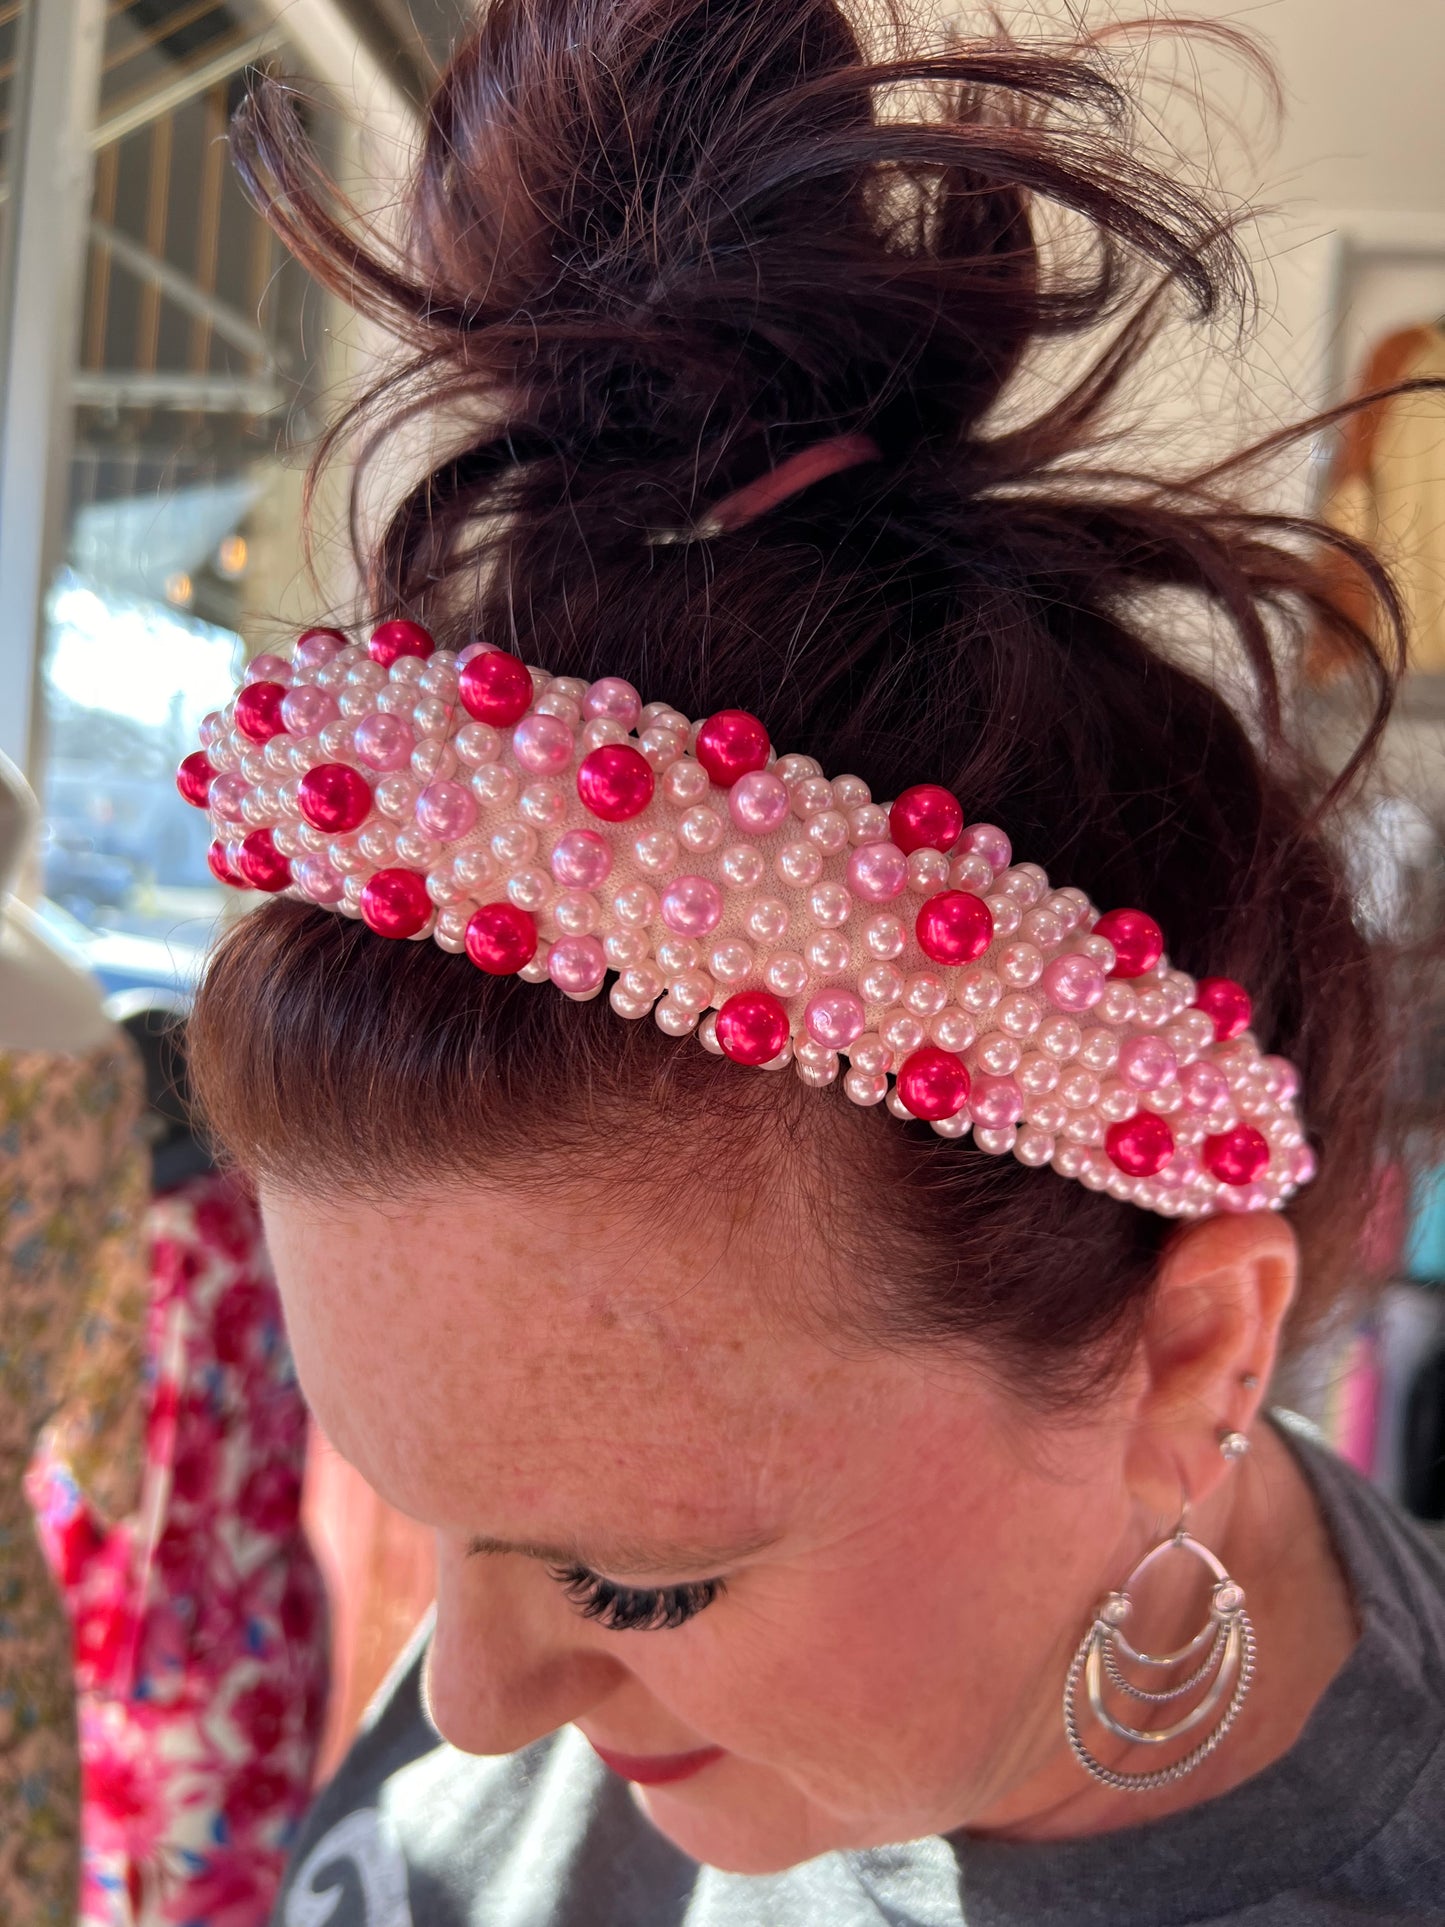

{"left": 29, "top": 1173, "right": 329, "bottom": 1927}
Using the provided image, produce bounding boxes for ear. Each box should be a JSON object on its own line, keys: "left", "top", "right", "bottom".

{"left": 1123, "top": 1213, "right": 1298, "bottom": 1523}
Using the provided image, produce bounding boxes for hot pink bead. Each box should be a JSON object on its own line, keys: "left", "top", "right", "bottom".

{"left": 551, "top": 828, "right": 613, "bottom": 888}
{"left": 847, "top": 841, "right": 909, "bottom": 902}
{"left": 1202, "top": 1124, "right": 1271, "bottom": 1186}
{"left": 206, "top": 838, "right": 243, "bottom": 887}
{"left": 207, "top": 772, "right": 250, "bottom": 823}
{"left": 1105, "top": 1110, "right": 1175, "bottom": 1177}
{"left": 1118, "top": 1035, "right": 1179, "bottom": 1090}
{"left": 548, "top": 935, "right": 607, "bottom": 994}
{"left": 295, "top": 854, "right": 345, "bottom": 903}
{"left": 299, "top": 762, "right": 372, "bottom": 834}
{"left": 1180, "top": 1060, "right": 1230, "bottom": 1111}
{"left": 695, "top": 710, "right": 771, "bottom": 788}
{"left": 353, "top": 710, "right": 416, "bottom": 771}
{"left": 465, "top": 901, "right": 538, "bottom": 974}
{"left": 234, "top": 681, "right": 288, "bottom": 743}
{"left": 369, "top": 619, "right": 435, "bottom": 667}
{"left": 582, "top": 677, "right": 642, "bottom": 728}
{"left": 415, "top": 779, "right": 477, "bottom": 841}
{"left": 294, "top": 626, "right": 347, "bottom": 669}
{"left": 236, "top": 828, "right": 291, "bottom": 893}
{"left": 1040, "top": 952, "right": 1106, "bottom": 1013}
{"left": 280, "top": 683, "right": 339, "bottom": 735}
{"left": 728, "top": 769, "right": 791, "bottom": 835}
{"left": 969, "top": 1073, "right": 1024, "bottom": 1129}
{"left": 888, "top": 784, "right": 964, "bottom": 856}
{"left": 1193, "top": 977, "right": 1252, "bottom": 1041}
{"left": 577, "top": 743, "right": 656, "bottom": 822}
{"left": 1093, "top": 908, "right": 1164, "bottom": 979}
{"left": 660, "top": 874, "right": 723, "bottom": 938}
{"left": 897, "top": 1046, "right": 971, "bottom": 1120}
{"left": 513, "top": 713, "right": 575, "bottom": 775}
{"left": 804, "top": 988, "right": 868, "bottom": 1050}
{"left": 915, "top": 890, "right": 994, "bottom": 965}
{"left": 176, "top": 751, "right": 213, "bottom": 808}
{"left": 360, "top": 867, "right": 431, "bottom": 938}
{"left": 459, "top": 648, "right": 534, "bottom": 726}
{"left": 960, "top": 823, "right": 1011, "bottom": 874}
{"left": 716, "top": 989, "right": 791, "bottom": 1066}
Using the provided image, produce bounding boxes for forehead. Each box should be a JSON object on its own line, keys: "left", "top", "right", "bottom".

{"left": 259, "top": 1177, "right": 921, "bottom": 1552}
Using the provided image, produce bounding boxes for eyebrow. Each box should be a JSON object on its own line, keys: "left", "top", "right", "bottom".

{"left": 465, "top": 1528, "right": 778, "bottom": 1579}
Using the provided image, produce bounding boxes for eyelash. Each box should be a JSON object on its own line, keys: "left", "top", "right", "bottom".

{"left": 549, "top": 1564, "right": 725, "bottom": 1631}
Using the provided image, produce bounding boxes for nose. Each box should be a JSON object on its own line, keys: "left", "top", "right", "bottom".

{"left": 424, "top": 1534, "right": 627, "bottom": 1756}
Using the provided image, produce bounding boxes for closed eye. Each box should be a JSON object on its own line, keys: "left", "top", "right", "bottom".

{"left": 548, "top": 1563, "right": 725, "bottom": 1631}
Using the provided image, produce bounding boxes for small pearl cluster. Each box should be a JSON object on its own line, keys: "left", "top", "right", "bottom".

{"left": 180, "top": 622, "right": 1316, "bottom": 1219}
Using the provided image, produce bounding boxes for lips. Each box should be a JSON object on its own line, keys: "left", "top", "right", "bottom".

{"left": 588, "top": 1742, "right": 726, "bottom": 1786}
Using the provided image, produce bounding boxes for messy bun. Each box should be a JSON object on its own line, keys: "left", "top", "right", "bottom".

{"left": 193, "top": 0, "right": 1407, "bottom": 1398}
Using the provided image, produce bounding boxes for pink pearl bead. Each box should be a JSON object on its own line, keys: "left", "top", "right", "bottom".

{"left": 465, "top": 902, "right": 538, "bottom": 974}
{"left": 1105, "top": 1110, "right": 1175, "bottom": 1177}
{"left": 582, "top": 677, "right": 642, "bottom": 728}
{"left": 915, "top": 890, "right": 993, "bottom": 966}
{"left": 512, "top": 713, "right": 576, "bottom": 774}
{"left": 207, "top": 772, "right": 250, "bottom": 822}
{"left": 1092, "top": 907, "right": 1164, "bottom": 979}
{"left": 1180, "top": 1060, "right": 1230, "bottom": 1111}
{"left": 294, "top": 627, "right": 347, "bottom": 670}
{"left": 549, "top": 935, "right": 607, "bottom": 994}
{"left": 245, "top": 652, "right": 292, "bottom": 686}
{"left": 1193, "top": 977, "right": 1253, "bottom": 1041}
{"left": 728, "top": 770, "right": 791, "bottom": 835}
{"left": 360, "top": 867, "right": 431, "bottom": 937}
{"left": 416, "top": 779, "right": 478, "bottom": 841}
{"left": 970, "top": 1073, "right": 1024, "bottom": 1129}
{"left": 550, "top": 829, "right": 613, "bottom": 888}
{"left": 960, "top": 823, "right": 1011, "bottom": 874}
{"left": 295, "top": 854, "right": 345, "bottom": 903}
{"left": 1041, "top": 952, "right": 1106, "bottom": 1013}
{"left": 234, "top": 681, "right": 288, "bottom": 743}
{"left": 354, "top": 711, "right": 416, "bottom": 771}
{"left": 369, "top": 620, "right": 435, "bottom": 667}
{"left": 459, "top": 649, "right": 534, "bottom": 725}
{"left": 280, "top": 684, "right": 339, "bottom": 735}
{"left": 695, "top": 710, "right": 771, "bottom": 788}
{"left": 176, "top": 752, "right": 213, "bottom": 808}
{"left": 896, "top": 1046, "right": 970, "bottom": 1119}
{"left": 805, "top": 988, "right": 867, "bottom": 1049}
{"left": 577, "top": 743, "right": 656, "bottom": 821}
{"left": 888, "top": 784, "right": 964, "bottom": 855}
{"left": 1203, "top": 1124, "right": 1271, "bottom": 1185}
{"left": 716, "top": 990, "right": 791, "bottom": 1065}
{"left": 298, "top": 763, "right": 372, "bottom": 834}
{"left": 847, "top": 841, "right": 908, "bottom": 902}
{"left": 660, "top": 874, "right": 723, "bottom": 937}
{"left": 1118, "top": 1035, "right": 1178, "bottom": 1090}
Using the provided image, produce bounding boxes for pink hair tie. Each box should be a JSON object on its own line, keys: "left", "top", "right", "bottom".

{"left": 181, "top": 624, "right": 1313, "bottom": 1220}
{"left": 647, "top": 432, "right": 881, "bottom": 545}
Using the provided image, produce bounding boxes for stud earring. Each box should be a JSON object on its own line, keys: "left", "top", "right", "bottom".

{"left": 1240, "top": 1372, "right": 1260, "bottom": 1392}
{"left": 1219, "top": 1430, "right": 1251, "bottom": 1461}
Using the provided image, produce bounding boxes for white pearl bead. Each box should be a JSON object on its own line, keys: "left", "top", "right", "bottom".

{"left": 580, "top": 717, "right": 627, "bottom": 753}
{"left": 288, "top": 737, "right": 321, "bottom": 774}
{"left": 1053, "top": 1142, "right": 1088, "bottom": 1178}
{"left": 357, "top": 821, "right": 397, "bottom": 863}
{"left": 613, "top": 884, "right": 658, "bottom": 926}
{"left": 297, "top": 824, "right": 329, "bottom": 854}
{"left": 638, "top": 727, "right": 683, "bottom": 771}
{"left": 470, "top": 764, "right": 518, "bottom": 808}
{"left": 669, "top": 971, "right": 714, "bottom": 1013}
{"left": 534, "top": 693, "right": 580, "bottom": 724}
{"left": 1135, "top": 987, "right": 1171, "bottom": 1028}
{"left": 240, "top": 749, "right": 271, "bottom": 785}
{"left": 796, "top": 1055, "right": 840, "bottom": 1087}
{"left": 973, "top": 1125, "right": 1017, "bottom": 1157}
{"left": 886, "top": 1089, "right": 913, "bottom": 1120}
{"left": 831, "top": 774, "right": 871, "bottom": 809}
{"left": 1014, "top": 1127, "right": 1055, "bottom": 1167}
{"left": 721, "top": 845, "right": 766, "bottom": 890}
{"left": 774, "top": 753, "right": 821, "bottom": 785}
{"left": 861, "top": 914, "right": 906, "bottom": 960}
{"left": 553, "top": 890, "right": 601, "bottom": 936}
{"left": 776, "top": 841, "right": 823, "bottom": 887}
{"left": 1078, "top": 1027, "right": 1120, "bottom": 1073}
{"left": 395, "top": 827, "right": 441, "bottom": 868}
{"left": 604, "top": 930, "right": 650, "bottom": 969}
{"left": 411, "top": 740, "right": 457, "bottom": 782}
{"left": 709, "top": 940, "right": 754, "bottom": 984}
{"left": 949, "top": 852, "right": 994, "bottom": 893}
{"left": 746, "top": 897, "right": 789, "bottom": 944}
{"left": 426, "top": 868, "right": 465, "bottom": 906}
{"left": 617, "top": 964, "right": 664, "bottom": 1004}
{"left": 1099, "top": 983, "right": 1137, "bottom": 1026}
{"left": 1003, "top": 862, "right": 1049, "bottom": 905}
{"left": 880, "top": 1012, "right": 926, "bottom": 1055}
{"left": 1063, "top": 1108, "right": 1104, "bottom": 1146}
{"left": 656, "top": 937, "right": 700, "bottom": 974}
{"left": 764, "top": 952, "right": 809, "bottom": 997}
{"left": 455, "top": 723, "right": 500, "bottom": 767}
{"left": 903, "top": 973, "right": 948, "bottom": 1018}
{"left": 931, "top": 1111, "right": 970, "bottom": 1139}
{"left": 860, "top": 962, "right": 904, "bottom": 1006}
{"left": 412, "top": 697, "right": 450, "bottom": 738}
{"left": 999, "top": 941, "right": 1044, "bottom": 987}
{"left": 507, "top": 866, "right": 552, "bottom": 912}
{"left": 492, "top": 822, "right": 537, "bottom": 865}
{"left": 519, "top": 782, "right": 567, "bottom": 828}
{"left": 848, "top": 805, "right": 891, "bottom": 845}
{"left": 1099, "top": 1079, "right": 1138, "bottom": 1122}
{"left": 271, "top": 824, "right": 303, "bottom": 857}
{"left": 698, "top": 1013, "right": 723, "bottom": 1055}
{"left": 1039, "top": 1015, "right": 1083, "bottom": 1060}
{"left": 1018, "top": 1052, "right": 1059, "bottom": 1096}
{"left": 957, "top": 967, "right": 1002, "bottom": 1015}
{"left": 977, "top": 1031, "right": 1022, "bottom": 1076}
{"left": 654, "top": 997, "right": 699, "bottom": 1036}
{"left": 338, "top": 686, "right": 373, "bottom": 719}
{"left": 907, "top": 849, "right": 949, "bottom": 893}
{"left": 264, "top": 736, "right": 293, "bottom": 773}
{"left": 791, "top": 777, "right": 834, "bottom": 819}
{"left": 805, "top": 934, "right": 850, "bottom": 977}
{"left": 1041, "top": 893, "right": 1081, "bottom": 935}
{"left": 679, "top": 807, "right": 725, "bottom": 854}
{"left": 340, "top": 873, "right": 367, "bottom": 902}
{"left": 807, "top": 809, "right": 851, "bottom": 855}
{"left": 809, "top": 882, "right": 851, "bottom": 928}
{"left": 843, "top": 1067, "right": 889, "bottom": 1107}
{"left": 930, "top": 1009, "right": 976, "bottom": 1053}
{"left": 1019, "top": 908, "right": 1063, "bottom": 950}
{"left": 635, "top": 831, "right": 679, "bottom": 873}
{"left": 1030, "top": 1098, "right": 1069, "bottom": 1134}
{"left": 985, "top": 893, "right": 1022, "bottom": 937}
{"left": 664, "top": 758, "right": 711, "bottom": 806}
{"left": 1080, "top": 933, "right": 1116, "bottom": 971}
{"left": 997, "top": 993, "right": 1043, "bottom": 1040}
{"left": 389, "top": 655, "right": 425, "bottom": 685}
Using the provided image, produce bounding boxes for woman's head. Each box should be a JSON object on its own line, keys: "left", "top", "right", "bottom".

{"left": 191, "top": 0, "right": 1405, "bottom": 1871}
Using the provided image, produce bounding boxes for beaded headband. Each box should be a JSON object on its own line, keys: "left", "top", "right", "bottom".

{"left": 179, "top": 622, "right": 1314, "bottom": 1219}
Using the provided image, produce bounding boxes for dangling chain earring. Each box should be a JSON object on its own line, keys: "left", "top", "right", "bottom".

{"left": 1063, "top": 1424, "right": 1257, "bottom": 1793}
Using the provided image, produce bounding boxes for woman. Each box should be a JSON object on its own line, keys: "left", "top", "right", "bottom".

{"left": 186, "top": 1, "right": 1443, "bottom": 1919}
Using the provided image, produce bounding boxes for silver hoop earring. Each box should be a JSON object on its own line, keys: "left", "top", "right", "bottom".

{"left": 1063, "top": 1525, "right": 1255, "bottom": 1793}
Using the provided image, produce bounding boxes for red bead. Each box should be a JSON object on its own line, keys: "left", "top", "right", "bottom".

{"left": 1193, "top": 977, "right": 1252, "bottom": 1041}
{"left": 176, "top": 751, "right": 214, "bottom": 808}
{"left": 206, "top": 838, "right": 243, "bottom": 887}
{"left": 1105, "top": 1110, "right": 1175, "bottom": 1178}
{"left": 464, "top": 902, "right": 538, "bottom": 975}
{"left": 577, "top": 744, "right": 656, "bottom": 822}
{"left": 1203, "top": 1124, "right": 1270, "bottom": 1186}
{"left": 694, "top": 710, "right": 771, "bottom": 788}
{"left": 889, "top": 784, "right": 964, "bottom": 855}
{"left": 297, "top": 625, "right": 348, "bottom": 648}
{"left": 715, "top": 990, "right": 791, "bottom": 1066}
{"left": 1093, "top": 908, "right": 1164, "bottom": 979}
{"left": 360, "top": 868, "right": 431, "bottom": 938}
{"left": 368, "top": 620, "right": 435, "bottom": 667}
{"left": 915, "top": 890, "right": 994, "bottom": 965}
{"left": 234, "top": 681, "right": 288, "bottom": 743}
{"left": 896, "top": 1046, "right": 971, "bottom": 1120}
{"left": 235, "top": 829, "right": 292, "bottom": 893}
{"left": 458, "top": 648, "right": 534, "bottom": 726}
{"left": 298, "top": 762, "right": 373, "bottom": 834}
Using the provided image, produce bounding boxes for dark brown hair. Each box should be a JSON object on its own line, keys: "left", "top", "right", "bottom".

{"left": 193, "top": 0, "right": 1410, "bottom": 1401}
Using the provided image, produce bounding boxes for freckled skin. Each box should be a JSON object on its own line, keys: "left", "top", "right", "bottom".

{"left": 263, "top": 1182, "right": 1356, "bottom": 1875}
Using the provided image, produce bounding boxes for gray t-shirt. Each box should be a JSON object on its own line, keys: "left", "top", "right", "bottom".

{"left": 273, "top": 1421, "right": 1445, "bottom": 1925}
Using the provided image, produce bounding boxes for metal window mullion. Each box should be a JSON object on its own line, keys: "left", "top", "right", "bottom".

{"left": 0, "top": 0, "right": 106, "bottom": 776}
